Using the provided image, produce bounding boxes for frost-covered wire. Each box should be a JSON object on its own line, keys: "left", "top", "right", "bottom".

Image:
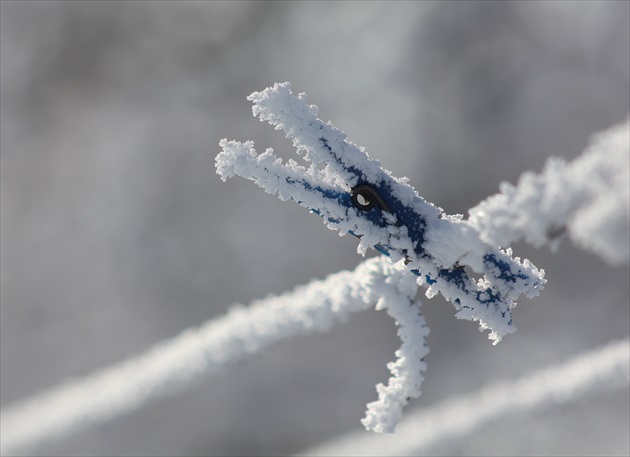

{"left": 469, "top": 118, "right": 630, "bottom": 266}
{"left": 4, "top": 93, "right": 626, "bottom": 456}
{"left": 0, "top": 257, "right": 424, "bottom": 455}
{"left": 361, "top": 264, "right": 430, "bottom": 433}
{"left": 299, "top": 336, "right": 630, "bottom": 456}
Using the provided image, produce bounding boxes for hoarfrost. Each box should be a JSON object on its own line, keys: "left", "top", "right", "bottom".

{"left": 217, "top": 82, "right": 546, "bottom": 344}
{"left": 0, "top": 258, "right": 427, "bottom": 452}
{"left": 469, "top": 118, "right": 630, "bottom": 266}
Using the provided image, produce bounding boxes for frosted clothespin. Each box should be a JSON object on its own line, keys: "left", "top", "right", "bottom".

{"left": 216, "top": 82, "right": 545, "bottom": 343}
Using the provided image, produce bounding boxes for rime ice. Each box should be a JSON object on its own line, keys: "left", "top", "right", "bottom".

{"left": 215, "top": 82, "right": 552, "bottom": 434}
{"left": 0, "top": 257, "right": 427, "bottom": 449}
{"left": 216, "top": 82, "right": 545, "bottom": 343}
{"left": 469, "top": 118, "right": 630, "bottom": 266}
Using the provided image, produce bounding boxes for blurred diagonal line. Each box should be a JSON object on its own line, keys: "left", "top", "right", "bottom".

{"left": 298, "top": 337, "right": 630, "bottom": 456}
{"left": 0, "top": 257, "right": 393, "bottom": 455}
{"left": 469, "top": 118, "right": 630, "bottom": 266}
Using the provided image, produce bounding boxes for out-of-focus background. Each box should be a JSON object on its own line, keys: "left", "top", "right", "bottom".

{"left": 1, "top": 1, "right": 628, "bottom": 455}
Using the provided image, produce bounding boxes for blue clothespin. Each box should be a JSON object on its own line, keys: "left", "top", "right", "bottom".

{"left": 216, "top": 82, "right": 545, "bottom": 343}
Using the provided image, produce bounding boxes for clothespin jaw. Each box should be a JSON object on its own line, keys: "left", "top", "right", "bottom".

{"left": 216, "top": 82, "right": 545, "bottom": 343}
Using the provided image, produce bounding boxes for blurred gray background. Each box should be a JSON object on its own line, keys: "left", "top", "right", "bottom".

{"left": 1, "top": 1, "right": 628, "bottom": 455}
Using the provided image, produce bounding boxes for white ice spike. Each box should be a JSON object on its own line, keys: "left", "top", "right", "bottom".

{"left": 216, "top": 82, "right": 545, "bottom": 343}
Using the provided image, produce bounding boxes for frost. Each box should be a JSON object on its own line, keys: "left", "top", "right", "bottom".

{"left": 300, "top": 337, "right": 630, "bottom": 456}
{"left": 469, "top": 118, "right": 630, "bottom": 265}
{"left": 217, "top": 82, "right": 546, "bottom": 344}
{"left": 6, "top": 87, "right": 624, "bottom": 453}
{"left": 214, "top": 84, "right": 628, "bottom": 437}
{"left": 361, "top": 261, "right": 430, "bottom": 434}
{"left": 0, "top": 257, "right": 427, "bottom": 453}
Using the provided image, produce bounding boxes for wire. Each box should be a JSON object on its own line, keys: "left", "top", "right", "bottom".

{"left": 298, "top": 337, "right": 630, "bottom": 456}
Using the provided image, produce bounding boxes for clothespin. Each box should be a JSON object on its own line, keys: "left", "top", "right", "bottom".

{"left": 216, "top": 82, "right": 545, "bottom": 343}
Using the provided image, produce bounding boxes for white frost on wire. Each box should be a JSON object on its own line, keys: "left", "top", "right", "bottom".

{"left": 0, "top": 257, "right": 426, "bottom": 454}
{"left": 298, "top": 337, "right": 630, "bottom": 456}
{"left": 361, "top": 263, "right": 430, "bottom": 434}
{"left": 4, "top": 88, "right": 625, "bottom": 455}
{"left": 469, "top": 118, "right": 630, "bottom": 266}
